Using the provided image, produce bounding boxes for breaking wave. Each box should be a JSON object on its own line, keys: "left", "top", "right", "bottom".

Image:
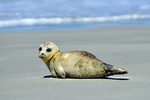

{"left": 0, "top": 14, "right": 150, "bottom": 27}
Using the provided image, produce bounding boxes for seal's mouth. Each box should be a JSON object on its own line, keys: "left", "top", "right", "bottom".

{"left": 38, "top": 54, "right": 47, "bottom": 58}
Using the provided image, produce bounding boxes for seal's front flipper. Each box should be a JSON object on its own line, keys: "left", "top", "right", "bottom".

{"left": 104, "top": 64, "right": 128, "bottom": 76}
{"left": 54, "top": 63, "right": 66, "bottom": 78}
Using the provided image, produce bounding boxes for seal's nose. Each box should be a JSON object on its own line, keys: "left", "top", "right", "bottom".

{"left": 41, "top": 53, "right": 44, "bottom": 55}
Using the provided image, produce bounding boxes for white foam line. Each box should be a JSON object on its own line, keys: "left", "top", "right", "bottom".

{"left": 0, "top": 14, "right": 150, "bottom": 27}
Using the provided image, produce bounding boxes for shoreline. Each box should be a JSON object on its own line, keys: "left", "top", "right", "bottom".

{"left": 0, "top": 25, "right": 150, "bottom": 34}
{"left": 0, "top": 25, "right": 149, "bottom": 34}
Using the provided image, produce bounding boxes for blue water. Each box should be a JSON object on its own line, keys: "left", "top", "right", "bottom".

{"left": 0, "top": 0, "right": 150, "bottom": 33}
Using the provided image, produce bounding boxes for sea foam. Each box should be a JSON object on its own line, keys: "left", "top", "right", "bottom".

{"left": 0, "top": 14, "right": 150, "bottom": 27}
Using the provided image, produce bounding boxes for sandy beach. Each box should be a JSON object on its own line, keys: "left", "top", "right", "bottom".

{"left": 0, "top": 26, "right": 150, "bottom": 100}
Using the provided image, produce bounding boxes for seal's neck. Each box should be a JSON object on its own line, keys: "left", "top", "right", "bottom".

{"left": 42, "top": 50, "right": 61, "bottom": 64}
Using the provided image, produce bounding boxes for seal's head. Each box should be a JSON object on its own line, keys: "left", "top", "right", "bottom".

{"left": 38, "top": 42, "right": 59, "bottom": 61}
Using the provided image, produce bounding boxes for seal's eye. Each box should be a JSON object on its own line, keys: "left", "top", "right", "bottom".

{"left": 46, "top": 48, "right": 52, "bottom": 52}
{"left": 39, "top": 47, "right": 42, "bottom": 51}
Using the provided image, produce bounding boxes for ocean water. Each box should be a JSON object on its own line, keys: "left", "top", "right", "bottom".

{"left": 0, "top": 0, "right": 150, "bottom": 33}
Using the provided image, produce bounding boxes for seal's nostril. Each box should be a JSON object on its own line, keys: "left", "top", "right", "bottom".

{"left": 41, "top": 53, "right": 44, "bottom": 55}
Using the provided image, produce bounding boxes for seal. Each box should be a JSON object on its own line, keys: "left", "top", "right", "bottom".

{"left": 38, "top": 42, "right": 128, "bottom": 79}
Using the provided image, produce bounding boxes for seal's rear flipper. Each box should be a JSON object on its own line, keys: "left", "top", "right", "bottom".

{"left": 104, "top": 64, "right": 128, "bottom": 76}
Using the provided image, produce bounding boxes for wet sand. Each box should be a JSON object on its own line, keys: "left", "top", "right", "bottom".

{"left": 0, "top": 26, "right": 150, "bottom": 100}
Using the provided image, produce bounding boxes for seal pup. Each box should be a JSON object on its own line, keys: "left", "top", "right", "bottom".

{"left": 38, "top": 42, "right": 128, "bottom": 79}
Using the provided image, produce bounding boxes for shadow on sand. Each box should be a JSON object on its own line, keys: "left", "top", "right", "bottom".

{"left": 43, "top": 75, "right": 54, "bottom": 78}
{"left": 43, "top": 75, "right": 129, "bottom": 80}
{"left": 102, "top": 77, "right": 129, "bottom": 80}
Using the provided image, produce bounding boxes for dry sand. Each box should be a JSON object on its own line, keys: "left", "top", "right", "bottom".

{"left": 0, "top": 26, "right": 150, "bottom": 100}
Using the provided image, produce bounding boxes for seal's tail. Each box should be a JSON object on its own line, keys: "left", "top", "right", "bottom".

{"left": 103, "top": 64, "right": 128, "bottom": 76}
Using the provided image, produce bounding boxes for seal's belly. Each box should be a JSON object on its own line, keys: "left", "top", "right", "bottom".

{"left": 62, "top": 59, "right": 106, "bottom": 78}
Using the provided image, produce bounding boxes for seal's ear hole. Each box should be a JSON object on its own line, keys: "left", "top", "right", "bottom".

{"left": 46, "top": 48, "right": 52, "bottom": 52}
{"left": 39, "top": 47, "right": 42, "bottom": 51}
